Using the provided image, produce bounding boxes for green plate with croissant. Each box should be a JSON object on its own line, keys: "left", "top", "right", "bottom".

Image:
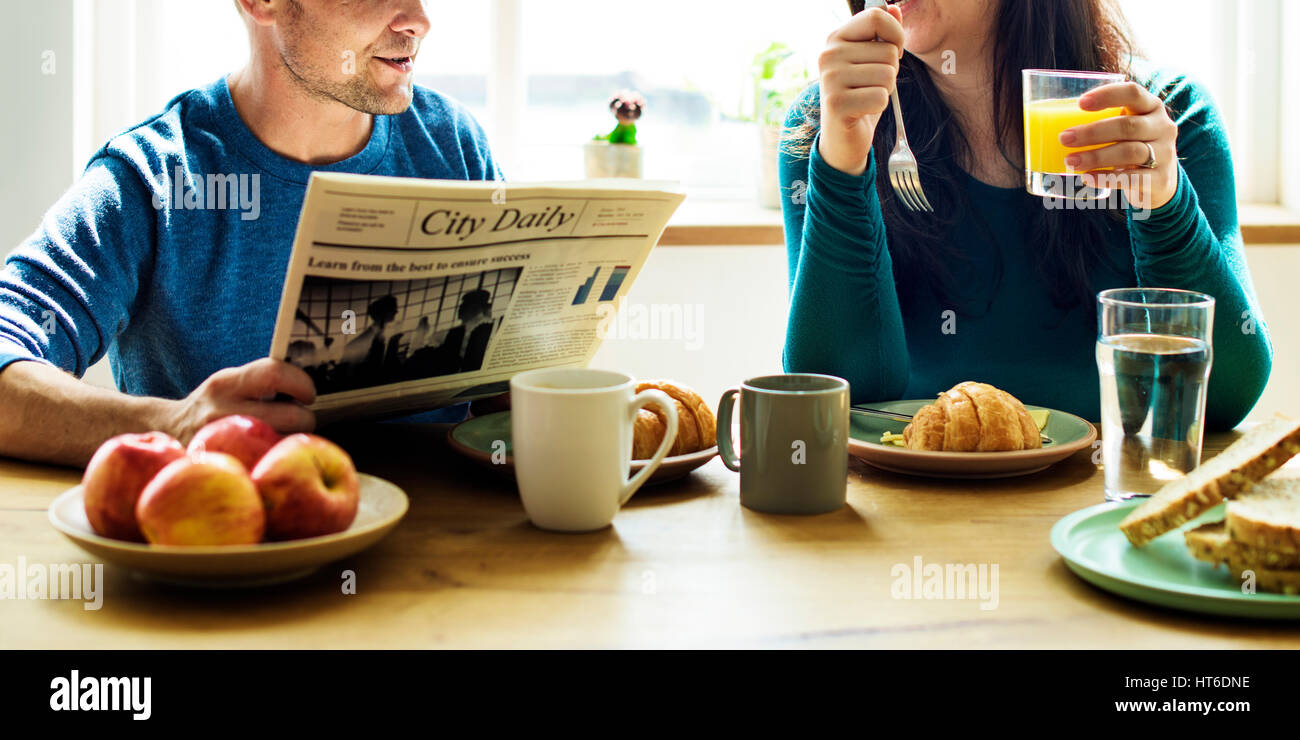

{"left": 848, "top": 399, "right": 1097, "bottom": 479}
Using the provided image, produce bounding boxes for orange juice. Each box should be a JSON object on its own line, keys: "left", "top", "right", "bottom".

{"left": 1024, "top": 97, "right": 1124, "bottom": 175}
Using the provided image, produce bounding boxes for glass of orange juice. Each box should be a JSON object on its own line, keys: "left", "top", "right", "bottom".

{"left": 1023, "top": 69, "right": 1126, "bottom": 200}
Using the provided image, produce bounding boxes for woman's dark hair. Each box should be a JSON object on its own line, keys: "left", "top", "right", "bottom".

{"left": 786, "top": 0, "right": 1142, "bottom": 311}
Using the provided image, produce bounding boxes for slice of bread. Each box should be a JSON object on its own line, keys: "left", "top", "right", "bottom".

{"left": 1190, "top": 556, "right": 1300, "bottom": 596}
{"left": 1119, "top": 415, "right": 1300, "bottom": 547}
{"left": 1184, "top": 520, "right": 1300, "bottom": 569}
{"left": 1224, "top": 477, "right": 1300, "bottom": 555}
{"left": 1240, "top": 567, "right": 1300, "bottom": 596}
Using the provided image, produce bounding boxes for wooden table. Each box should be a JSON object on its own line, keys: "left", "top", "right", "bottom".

{"left": 3, "top": 420, "right": 1299, "bottom": 650}
{"left": 4, "top": 244, "right": 1299, "bottom": 649}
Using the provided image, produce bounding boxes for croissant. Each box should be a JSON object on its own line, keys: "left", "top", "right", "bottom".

{"left": 902, "top": 381, "right": 1042, "bottom": 452}
{"left": 632, "top": 380, "right": 717, "bottom": 457}
{"left": 632, "top": 410, "right": 667, "bottom": 459}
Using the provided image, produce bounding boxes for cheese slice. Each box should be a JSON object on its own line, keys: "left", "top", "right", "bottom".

{"left": 1028, "top": 409, "right": 1049, "bottom": 431}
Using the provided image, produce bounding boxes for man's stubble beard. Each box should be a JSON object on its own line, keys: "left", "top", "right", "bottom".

{"left": 283, "top": 56, "right": 413, "bottom": 116}
{"left": 277, "top": 0, "right": 413, "bottom": 115}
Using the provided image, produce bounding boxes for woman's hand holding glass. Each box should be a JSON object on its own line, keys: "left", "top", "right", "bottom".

{"left": 1060, "top": 82, "right": 1181, "bottom": 211}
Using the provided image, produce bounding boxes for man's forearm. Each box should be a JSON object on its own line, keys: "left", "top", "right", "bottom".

{"left": 0, "top": 360, "right": 177, "bottom": 467}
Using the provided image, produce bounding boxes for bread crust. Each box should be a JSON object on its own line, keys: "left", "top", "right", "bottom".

{"left": 1239, "top": 567, "right": 1300, "bottom": 596}
{"left": 1182, "top": 483, "right": 1300, "bottom": 594}
{"left": 1184, "top": 521, "right": 1300, "bottom": 569}
{"left": 1119, "top": 416, "right": 1300, "bottom": 547}
{"left": 1196, "top": 558, "right": 1300, "bottom": 596}
{"left": 1224, "top": 477, "right": 1300, "bottom": 555}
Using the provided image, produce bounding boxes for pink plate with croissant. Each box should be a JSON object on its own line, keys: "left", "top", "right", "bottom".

{"left": 848, "top": 382, "right": 1097, "bottom": 479}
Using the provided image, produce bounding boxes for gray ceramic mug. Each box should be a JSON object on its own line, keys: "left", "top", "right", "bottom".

{"left": 716, "top": 374, "right": 850, "bottom": 515}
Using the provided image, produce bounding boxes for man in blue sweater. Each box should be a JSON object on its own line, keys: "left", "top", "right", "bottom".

{"left": 0, "top": 0, "right": 501, "bottom": 465}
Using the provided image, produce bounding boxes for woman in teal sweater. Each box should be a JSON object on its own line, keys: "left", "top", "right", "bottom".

{"left": 780, "top": 0, "right": 1271, "bottom": 430}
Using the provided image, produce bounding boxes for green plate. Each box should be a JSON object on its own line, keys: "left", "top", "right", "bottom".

{"left": 1051, "top": 500, "right": 1300, "bottom": 619}
{"left": 849, "top": 400, "right": 1097, "bottom": 479}
{"left": 447, "top": 411, "right": 717, "bottom": 486}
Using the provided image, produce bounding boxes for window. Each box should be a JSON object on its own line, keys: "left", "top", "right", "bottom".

{"left": 1119, "top": 0, "right": 1282, "bottom": 204}
{"left": 513, "top": 0, "right": 831, "bottom": 199}
{"left": 73, "top": 0, "right": 249, "bottom": 166}
{"left": 70, "top": 0, "right": 1298, "bottom": 210}
{"left": 417, "top": 0, "right": 836, "bottom": 202}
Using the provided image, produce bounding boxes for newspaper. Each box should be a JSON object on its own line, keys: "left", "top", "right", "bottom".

{"left": 267, "top": 173, "right": 684, "bottom": 425}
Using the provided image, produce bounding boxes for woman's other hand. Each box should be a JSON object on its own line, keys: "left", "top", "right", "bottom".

{"left": 816, "top": 3, "right": 905, "bottom": 176}
{"left": 1060, "top": 81, "right": 1181, "bottom": 211}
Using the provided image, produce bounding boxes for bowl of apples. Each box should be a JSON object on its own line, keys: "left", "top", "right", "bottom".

{"left": 48, "top": 416, "right": 409, "bottom": 587}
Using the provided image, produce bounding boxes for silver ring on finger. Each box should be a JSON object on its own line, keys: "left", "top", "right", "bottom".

{"left": 1140, "top": 142, "right": 1158, "bottom": 169}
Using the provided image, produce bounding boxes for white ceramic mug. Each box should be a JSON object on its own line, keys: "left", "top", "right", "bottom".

{"left": 510, "top": 368, "right": 677, "bottom": 532}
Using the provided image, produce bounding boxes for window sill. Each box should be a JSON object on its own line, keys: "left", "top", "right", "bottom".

{"left": 660, "top": 200, "right": 784, "bottom": 246}
{"left": 1238, "top": 204, "right": 1300, "bottom": 244}
{"left": 659, "top": 200, "right": 1300, "bottom": 246}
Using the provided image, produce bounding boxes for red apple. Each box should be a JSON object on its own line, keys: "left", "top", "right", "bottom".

{"left": 82, "top": 432, "right": 186, "bottom": 541}
{"left": 135, "top": 452, "right": 265, "bottom": 546}
{"left": 187, "top": 415, "right": 283, "bottom": 472}
{"left": 252, "top": 434, "right": 360, "bottom": 540}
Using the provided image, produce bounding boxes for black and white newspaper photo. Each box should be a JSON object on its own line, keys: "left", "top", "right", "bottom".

{"left": 284, "top": 267, "right": 521, "bottom": 395}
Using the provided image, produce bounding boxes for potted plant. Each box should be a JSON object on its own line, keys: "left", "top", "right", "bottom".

{"left": 749, "top": 43, "right": 811, "bottom": 209}
{"left": 585, "top": 90, "right": 647, "bottom": 179}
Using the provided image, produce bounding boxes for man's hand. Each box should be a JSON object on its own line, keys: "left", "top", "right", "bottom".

{"left": 167, "top": 358, "right": 316, "bottom": 444}
{"left": 816, "top": 3, "right": 905, "bottom": 176}
{"left": 0, "top": 358, "right": 316, "bottom": 467}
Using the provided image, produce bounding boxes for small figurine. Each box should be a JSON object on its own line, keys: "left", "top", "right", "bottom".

{"left": 599, "top": 90, "right": 646, "bottom": 146}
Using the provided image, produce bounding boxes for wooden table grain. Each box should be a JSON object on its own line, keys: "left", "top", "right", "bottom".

{"left": 3, "top": 419, "right": 1299, "bottom": 650}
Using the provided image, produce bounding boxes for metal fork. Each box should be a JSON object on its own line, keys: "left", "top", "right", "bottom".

{"left": 865, "top": 0, "right": 933, "bottom": 212}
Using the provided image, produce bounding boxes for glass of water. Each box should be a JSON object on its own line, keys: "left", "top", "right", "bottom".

{"left": 1096, "top": 288, "right": 1215, "bottom": 501}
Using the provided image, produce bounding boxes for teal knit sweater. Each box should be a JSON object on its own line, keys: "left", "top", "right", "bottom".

{"left": 779, "top": 70, "right": 1271, "bottom": 430}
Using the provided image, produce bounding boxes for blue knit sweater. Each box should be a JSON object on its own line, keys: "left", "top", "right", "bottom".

{"left": 0, "top": 77, "right": 501, "bottom": 422}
